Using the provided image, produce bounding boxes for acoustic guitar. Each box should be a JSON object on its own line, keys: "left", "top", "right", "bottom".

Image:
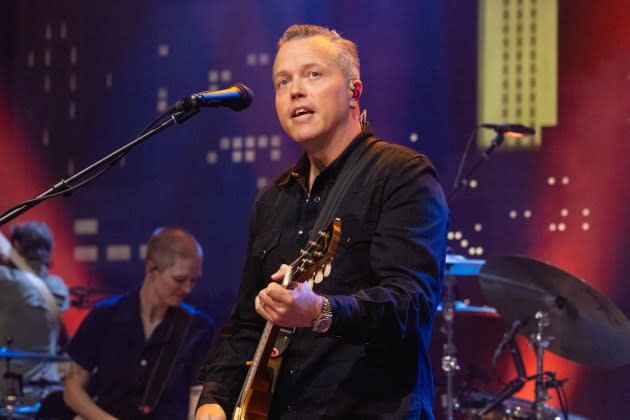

{"left": 232, "top": 218, "right": 341, "bottom": 420}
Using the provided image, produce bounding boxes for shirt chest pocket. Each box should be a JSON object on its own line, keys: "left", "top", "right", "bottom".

{"left": 322, "top": 216, "right": 376, "bottom": 291}
{"left": 252, "top": 230, "right": 282, "bottom": 283}
{"left": 337, "top": 216, "right": 375, "bottom": 250}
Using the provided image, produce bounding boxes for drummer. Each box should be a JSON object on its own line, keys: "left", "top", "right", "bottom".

{"left": 0, "top": 221, "right": 70, "bottom": 388}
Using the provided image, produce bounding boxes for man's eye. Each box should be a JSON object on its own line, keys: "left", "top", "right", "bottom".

{"left": 309, "top": 71, "right": 321, "bottom": 78}
{"left": 277, "top": 79, "right": 289, "bottom": 87}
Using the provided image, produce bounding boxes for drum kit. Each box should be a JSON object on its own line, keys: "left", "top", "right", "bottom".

{"left": 439, "top": 254, "right": 630, "bottom": 420}
{"left": 0, "top": 346, "right": 69, "bottom": 419}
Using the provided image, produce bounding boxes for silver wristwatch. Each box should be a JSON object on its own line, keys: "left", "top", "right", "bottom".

{"left": 312, "top": 295, "right": 333, "bottom": 333}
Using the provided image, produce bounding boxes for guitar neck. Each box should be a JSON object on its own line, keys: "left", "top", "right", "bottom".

{"left": 232, "top": 321, "right": 280, "bottom": 420}
{"left": 234, "top": 320, "right": 279, "bottom": 410}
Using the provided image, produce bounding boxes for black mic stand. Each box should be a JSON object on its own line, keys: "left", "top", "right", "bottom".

{"left": 439, "top": 126, "right": 510, "bottom": 418}
{"left": 0, "top": 106, "right": 199, "bottom": 226}
{"left": 448, "top": 130, "right": 506, "bottom": 201}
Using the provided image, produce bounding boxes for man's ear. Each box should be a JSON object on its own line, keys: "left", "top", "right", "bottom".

{"left": 145, "top": 259, "right": 158, "bottom": 275}
{"left": 349, "top": 80, "right": 362, "bottom": 99}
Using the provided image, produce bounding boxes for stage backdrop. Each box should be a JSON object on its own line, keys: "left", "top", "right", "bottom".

{"left": 1, "top": 1, "right": 629, "bottom": 418}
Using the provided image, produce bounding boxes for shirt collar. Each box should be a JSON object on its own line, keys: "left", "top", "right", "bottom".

{"left": 112, "top": 286, "right": 141, "bottom": 323}
{"left": 277, "top": 123, "right": 375, "bottom": 188}
{"left": 112, "top": 286, "right": 180, "bottom": 344}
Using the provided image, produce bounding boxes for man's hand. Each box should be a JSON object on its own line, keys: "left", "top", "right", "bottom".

{"left": 255, "top": 264, "right": 324, "bottom": 328}
{"left": 64, "top": 361, "right": 119, "bottom": 420}
{"left": 195, "top": 403, "right": 227, "bottom": 420}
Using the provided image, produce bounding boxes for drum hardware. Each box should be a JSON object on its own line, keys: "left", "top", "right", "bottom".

{"left": 440, "top": 255, "right": 490, "bottom": 420}
{"left": 446, "top": 254, "right": 486, "bottom": 277}
{"left": 475, "top": 318, "right": 528, "bottom": 418}
{"left": 479, "top": 255, "right": 630, "bottom": 367}
{"left": 0, "top": 348, "right": 70, "bottom": 363}
{"left": 467, "top": 311, "right": 570, "bottom": 420}
{"left": 1, "top": 342, "right": 70, "bottom": 419}
{"left": 1, "top": 339, "right": 25, "bottom": 420}
{"left": 437, "top": 301, "right": 498, "bottom": 318}
{"left": 475, "top": 255, "right": 630, "bottom": 419}
{"left": 440, "top": 274, "right": 460, "bottom": 420}
{"left": 531, "top": 311, "right": 564, "bottom": 420}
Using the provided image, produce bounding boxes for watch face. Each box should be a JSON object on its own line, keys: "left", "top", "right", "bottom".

{"left": 313, "top": 317, "right": 332, "bottom": 333}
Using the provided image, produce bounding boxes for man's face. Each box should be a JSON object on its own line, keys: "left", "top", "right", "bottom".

{"left": 273, "top": 36, "right": 352, "bottom": 146}
{"left": 148, "top": 256, "right": 202, "bottom": 307}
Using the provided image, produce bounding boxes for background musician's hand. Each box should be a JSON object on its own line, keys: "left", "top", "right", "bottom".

{"left": 0, "top": 231, "right": 11, "bottom": 261}
{"left": 256, "top": 265, "right": 323, "bottom": 328}
{"left": 195, "top": 403, "right": 227, "bottom": 420}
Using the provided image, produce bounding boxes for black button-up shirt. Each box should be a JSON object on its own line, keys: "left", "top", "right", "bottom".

{"left": 66, "top": 287, "right": 215, "bottom": 420}
{"left": 198, "top": 125, "right": 448, "bottom": 419}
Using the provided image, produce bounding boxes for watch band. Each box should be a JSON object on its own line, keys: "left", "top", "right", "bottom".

{"left": 312, "top": 295, "right": 333, "bottom": 333}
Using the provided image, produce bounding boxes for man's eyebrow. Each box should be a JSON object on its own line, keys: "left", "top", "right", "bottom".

{"left": 273, "top": 69, "right": 289, "bottom": 79}
{"left": 273, "top": 63, "right": 321, "bottom": 79}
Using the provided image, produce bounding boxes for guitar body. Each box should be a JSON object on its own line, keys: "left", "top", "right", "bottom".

{"left": 235, "top": 356, "right": 282, "bottom": 420}
{"left": 232, "top": 218, "right": 341, "bottom": 420}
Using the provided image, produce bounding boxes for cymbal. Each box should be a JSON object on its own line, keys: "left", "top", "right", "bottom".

{"left": 437, "top": 300, "right": 498, "bottom": 318}
{"left": 0, "top": 347, "right": 70, "bottom": 362}
{"left": 479, "top": 255, "right": 630, "bottom": 367}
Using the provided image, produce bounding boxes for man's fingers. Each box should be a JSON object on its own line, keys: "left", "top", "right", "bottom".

{"left": 261, "top": 283, "right": 294, "bottom": 305}
{"left": 270, "top": 264, "right": 290, "bottom": 282}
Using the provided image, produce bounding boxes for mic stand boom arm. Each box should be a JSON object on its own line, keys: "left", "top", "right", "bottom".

{"left": 0, "top": 107, "right": 199, "bottom": 226}
{"left": 448, "top": 131, "right": 505, "bottom": 201}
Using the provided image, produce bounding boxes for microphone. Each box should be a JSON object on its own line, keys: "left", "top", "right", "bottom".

{"left": 475, "top": 377, "right": 526, "bottom": 418}
{"left": 492, "top": 319, "right": 526, "bottom": 365}
{"left": 479, "top": 123, "right": 535, "bottom": 136}
{"left": 186, "top": 83, "right": 254, "bottom": 111}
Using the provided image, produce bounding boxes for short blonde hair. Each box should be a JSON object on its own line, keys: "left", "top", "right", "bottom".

{"left": 277, "top": 24, "right": 360, "bottom": 81}
{"left": 146, "top": 227, "right": 202, "bottom": 270}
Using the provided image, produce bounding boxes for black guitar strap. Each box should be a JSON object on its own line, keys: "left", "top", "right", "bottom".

{"left": 307, "top": 135, "right": 382, "bottom": 244}
{"left": 138, "top": 307, "right": 193, "bottom": 415}
{"left": 274, "top": 129, "right": 383, "bottom": 354}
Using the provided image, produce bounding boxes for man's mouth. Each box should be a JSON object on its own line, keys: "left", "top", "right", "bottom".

{"left": 291, "top": 107, "right": 314, "bottom": 119}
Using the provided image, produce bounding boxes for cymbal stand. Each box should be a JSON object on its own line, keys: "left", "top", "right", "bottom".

{"left": 1, "top": 338, "right": 24, "bottom": 420}
{"left": 531, "top": 311, "right": 552, "bottom": 420}
{"left": 440, "top": 275, "right": 460, "bottom": 420}
{"left": 2, "top": 359, "right": 24, "bottom": 420}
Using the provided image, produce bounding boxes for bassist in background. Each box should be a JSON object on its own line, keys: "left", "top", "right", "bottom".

{"left": 196, "top": 24, "right": 448, "bottom": 420}
{"left": 64, "top": 227, "right": 215, "bottom": 420}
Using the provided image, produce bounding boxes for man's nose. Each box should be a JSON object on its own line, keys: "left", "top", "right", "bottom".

{"left": 182, "top": 280, "right": 193, "bottom": 293}
{"left": 290, "top": 78, "right": 305, "bottom": 99}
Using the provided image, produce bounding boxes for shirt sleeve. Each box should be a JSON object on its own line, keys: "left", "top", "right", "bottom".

{"left": 189, "top": 313, "right": 217, "bottom": 385}
{"left": 196, "top": 198, "right": 271, "bottom": 412}
{"left": 65, "top": 305, "right": 107, "bottom": 371}
{"left": 44, "top": 273, "right": 71, "bottom": 312}
{"left": 327, "top": 154, "right": 449, "bottom": 343}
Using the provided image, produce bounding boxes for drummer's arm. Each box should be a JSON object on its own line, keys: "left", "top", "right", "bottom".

{"left": 63, "top": 361, "right": 119, "bottom": 420}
